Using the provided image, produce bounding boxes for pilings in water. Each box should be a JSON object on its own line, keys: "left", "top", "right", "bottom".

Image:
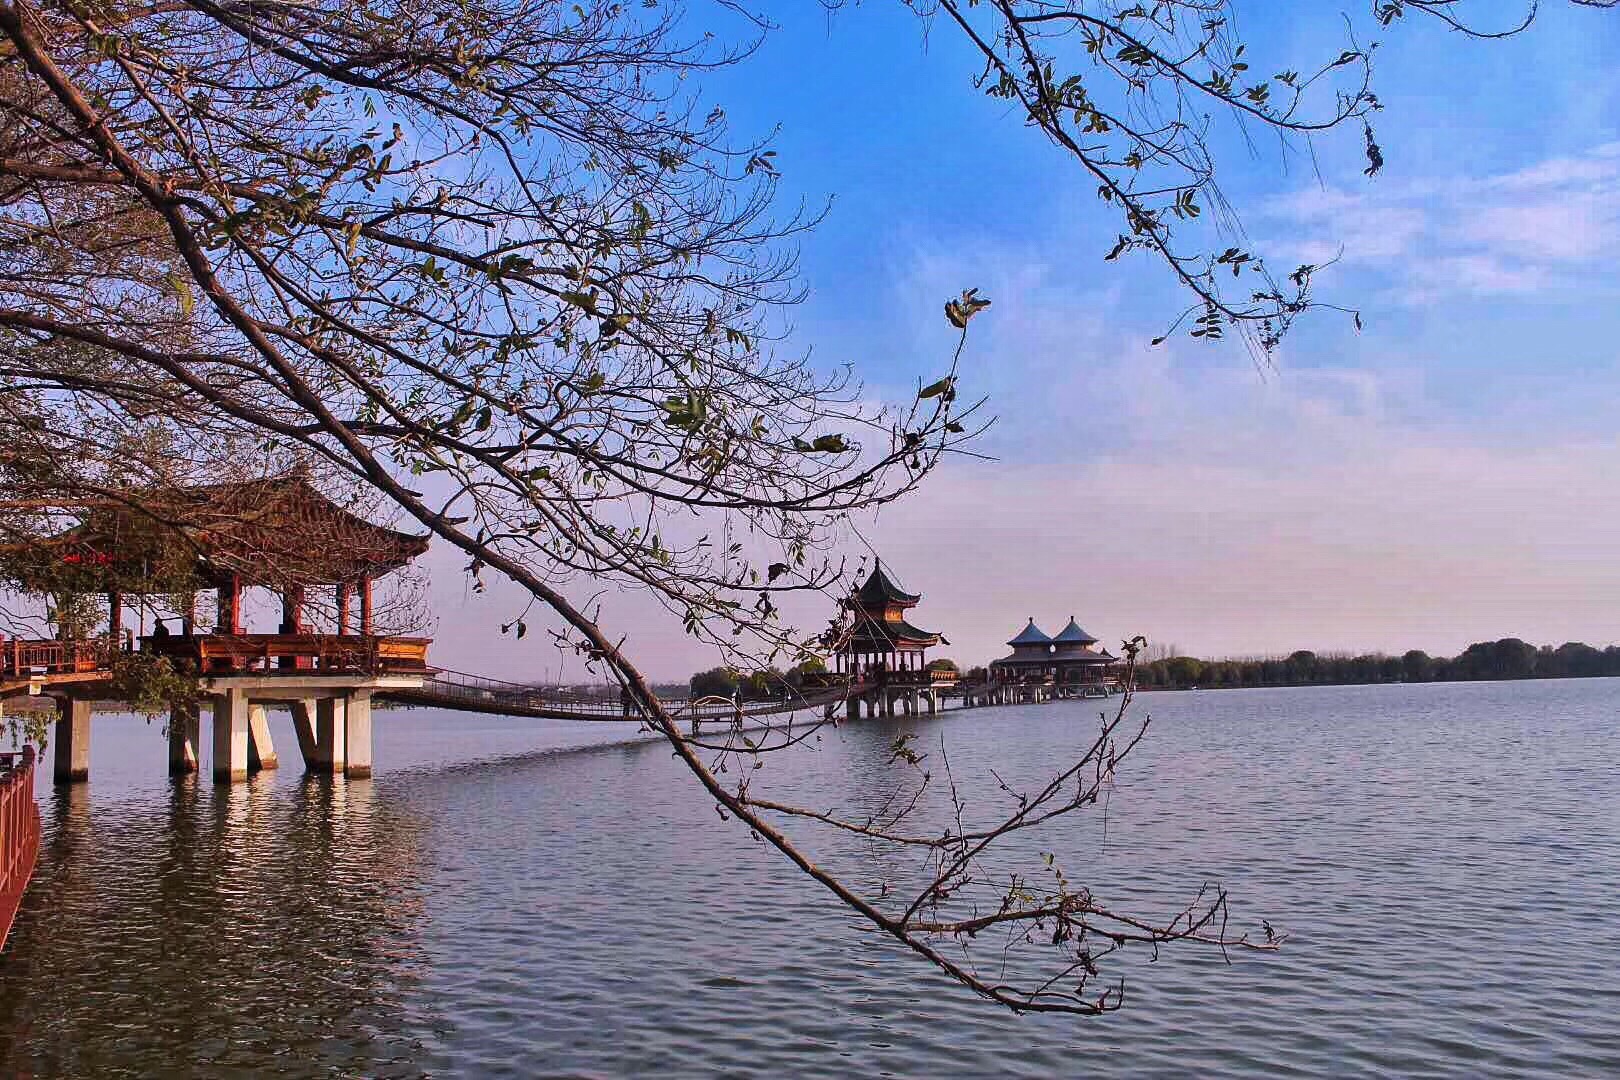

{"left": 825, "top": 686, "right": 944, "bottom": 722}
{"left": 168, "top": 702, "right": 200, "bottom": 776}
{"left": 48, "top": 678, "right": 393, "bottom": 787}
{"left": 954, "top": 682, "right": 1120, "bottom": 709}
{"left": 212, "top": 687, "right": 252, "bottom": 784}
{"left": 52, "top": 697, "right": 91, "bottom": 785}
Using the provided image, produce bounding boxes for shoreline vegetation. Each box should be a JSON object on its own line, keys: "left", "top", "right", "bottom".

{"left": 1129, "top": 639, "right": 1620, "bottom": 691}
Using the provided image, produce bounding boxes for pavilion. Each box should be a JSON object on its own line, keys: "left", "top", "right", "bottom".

{"left": 2, "top": 473, "right": 433, "bottom": 783}
{"left": 988, "top": 616, "right": 1120, "bottom": 695}
{"left": 828, "top": 561, "right": 957, "bottom": 719}
{"left": 833, "top": 561, "right": 945, "bottom": 682}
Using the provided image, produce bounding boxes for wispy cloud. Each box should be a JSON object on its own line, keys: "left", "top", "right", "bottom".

{"left": 1263, "top": 143, "right": 1620, "bottom": 301}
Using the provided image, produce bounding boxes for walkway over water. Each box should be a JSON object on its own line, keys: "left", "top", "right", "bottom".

{"left": 0, "top": 629, "right": 1019, "bottom": 788}
{"left": 384, "top": 667, "right": 871, "bottom": 724}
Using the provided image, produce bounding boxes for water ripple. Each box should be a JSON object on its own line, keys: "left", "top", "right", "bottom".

{"left": 1, "top": 679, "right": 1618, "bottom": 1077}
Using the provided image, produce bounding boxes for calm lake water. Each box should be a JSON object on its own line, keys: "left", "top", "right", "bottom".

{"left": 1, "top": 679, "right": 1618, "bottom": 1077}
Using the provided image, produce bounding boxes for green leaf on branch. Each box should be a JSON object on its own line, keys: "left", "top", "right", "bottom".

{"left": 559, "top": 290, "right": 599, "bottom": 315}
{"left": 944, "top": 288, "right": 991, "bottom": 329}
{"left": 168, "top": 274, "right": 194, "bottom": 317}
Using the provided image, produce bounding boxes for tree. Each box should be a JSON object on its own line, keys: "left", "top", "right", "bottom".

{"left": 1164, "top": 655, "right": 1204, "bottom": 687}
{"left": 1402, "top": 650, "right": 1433, "bottom": 682}
{"left": 912, "top": 0, "right": 1616, "bottom": 356}
{"left": 3, "top": 0, "right": 1222, "bottom": 1016}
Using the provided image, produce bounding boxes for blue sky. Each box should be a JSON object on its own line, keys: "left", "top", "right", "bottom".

{"left": 426, "top": 2, "right": 1620, "bottom": 679}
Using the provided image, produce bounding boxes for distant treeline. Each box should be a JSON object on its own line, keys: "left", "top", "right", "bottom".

{"left": 1135, "top": 639, "right": 1620, "bottom": 690}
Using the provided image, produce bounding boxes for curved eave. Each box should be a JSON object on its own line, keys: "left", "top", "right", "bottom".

{"left": 992, "top": 652, "right": 1118, "bottom": 666}
{"left": 847, "top": 617, "right": 942, "bottom": 648}
{"left": 854, "top": 562, "right": 921, "bottom": 607}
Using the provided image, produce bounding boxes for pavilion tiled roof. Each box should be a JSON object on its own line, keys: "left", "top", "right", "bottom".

{"left": 1052, "top": 617, "right": 1099, "bottom": 645}
{"left": 1007, "top": 618, "right": 1053, "bottom": 647}
{"left": 854, "top": 561, "right": 920, "bottom": 608}
{"left": 847, "top": 614, "right": 943, "bottom": 649}
{"left": 48, "top": 474, "right": 429, "bottom": 588}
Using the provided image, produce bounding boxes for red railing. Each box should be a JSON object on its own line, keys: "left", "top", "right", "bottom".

{"left": 0, "top": 748, "right": 40, "bottom": 952}
{"left": 140, "top": 633, "right": 431, "bottom": 676}
{"left": 0, "top": 638, "right": 117, "bottom": 679}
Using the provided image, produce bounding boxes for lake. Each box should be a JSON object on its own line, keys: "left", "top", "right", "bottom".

{"left": 1, "top": 678, "right": 1617, "bottom": 1077}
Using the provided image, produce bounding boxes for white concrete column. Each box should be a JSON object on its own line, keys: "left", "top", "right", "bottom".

{"left": 53, "top": 697, "right": 91, "bottom": 785}
{"left": 290, "top": 699, "right": 319, "bottom": 771}
{"left": 344, "top": 691, "right": 373, "bottom": 780}
{"left": 212, "top": 689, "right": 250, "bottom": 784}
{"left": 314, "top": 697, "right": 346, "bottom": 774}
{"left": 168, "top": 702, "right": 200, "bottom": 776}
{"left": 246, "top": 703, "right": 279, "bottom": 771}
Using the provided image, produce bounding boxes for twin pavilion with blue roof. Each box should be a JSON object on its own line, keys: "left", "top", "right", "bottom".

{"left": 979, "top": 615, "right": 1123, "bottom": 702}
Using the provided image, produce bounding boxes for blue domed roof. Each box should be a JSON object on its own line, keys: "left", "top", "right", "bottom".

{"left": 1007, "top": 618, "right": 1052, "bottom": 647}
{"left": 1052, "top": 617, "right": 1098, "bottom": 645}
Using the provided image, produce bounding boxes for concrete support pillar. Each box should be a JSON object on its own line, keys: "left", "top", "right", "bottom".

{"left": 344, "top": 691, "right": 373, "bottom": 780}
{"left": 168, "top": 702, "right": 200, "bottom": 776}
{"left": 290, "top": 700, "right": 319, "bottom": 771}
{"left": 314, "top": 697, "right": 346, "bottom": 774}
{"left": 212, "top": 689, "right": 250, "bottom": 784}
{"left": 53, "top": 697, "right": 91, "bottom": 784}
{"left": 247, "top": 704, "right": 278, "bottom": 771}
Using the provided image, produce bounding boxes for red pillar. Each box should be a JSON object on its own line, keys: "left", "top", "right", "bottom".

{"left": 107, "top": 591, "right": 122, "bottom": 642}
{"left": 359, "top": 577, "right": 373, "bottom": 636}
{"left": 336, "top": 581, "right": 352, "bottom": 635}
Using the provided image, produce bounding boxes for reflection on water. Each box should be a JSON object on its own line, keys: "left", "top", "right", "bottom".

{"left": 0, "top": 772, "right": 441, "bottom": 1079}
{"left": 0, "top": 682, "right": 1619, "bottom": 1077}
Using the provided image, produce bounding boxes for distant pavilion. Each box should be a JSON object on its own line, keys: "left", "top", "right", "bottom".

{"left": 988, "top": 616, "right": 1120, "bottom": 694}
{"left": 834, "top": 561, "right": 945, "bottom": 681}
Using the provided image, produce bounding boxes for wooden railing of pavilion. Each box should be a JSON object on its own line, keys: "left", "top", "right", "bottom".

{"left": 0, "top": 637, "right": 119, "bottom": 679}
{"left": 0, "top": 748, "right": 40, "bottom": 951}
{"left": 140, "top": 633, "right": 431, "bottom": 676}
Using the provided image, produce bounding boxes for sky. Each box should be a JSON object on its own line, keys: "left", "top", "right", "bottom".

{"left": 422, "top": 1, "right": 1620, "bottom": 681}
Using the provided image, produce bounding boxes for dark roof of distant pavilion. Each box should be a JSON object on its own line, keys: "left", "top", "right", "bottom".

{"left": 1007, "top": 618, "right": 1052, "bottom": 646}
{"left": 48, "top": 474, "right": 430, "bottom": 588}
{"left": 847, "top": 612, "right": 944, "bottom": 649}
{"left": 992, "top": 649, "right": 1118, "bottom": 667}
{"left": 853, "top": 561, "right": 920, "bottom": 608}
{"left": 1052, "top": 617, "right": 1098, "bottom": 645}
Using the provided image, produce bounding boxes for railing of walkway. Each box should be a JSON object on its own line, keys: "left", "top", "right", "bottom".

{"left": 390, "top": 668, "right": 864, "bottom": 722}
{"left": 0, "top": 748, "right": 40, "bottom": 951}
